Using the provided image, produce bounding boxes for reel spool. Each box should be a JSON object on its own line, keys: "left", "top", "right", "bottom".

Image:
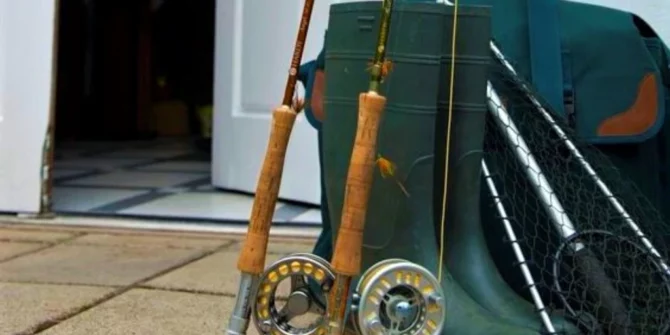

{"left": 352, "top": 259, "right": 446, "bottom": 335}
{"left": 252, "top": 253, "right": 335, "bottom": 335}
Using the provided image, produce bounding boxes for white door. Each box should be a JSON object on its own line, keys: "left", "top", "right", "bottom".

{"left": 0, "top": 0, "right": 58, "bottom": 213}
{"left": 212, "top": 0, "right": 334, "bottom": 205}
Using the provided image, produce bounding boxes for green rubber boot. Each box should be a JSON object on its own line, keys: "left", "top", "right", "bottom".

{"left": 433, "top": 9, "right": 580, "bottom": 334}
{"left": 322, "top": 2, "right": 578, "bottom": 333}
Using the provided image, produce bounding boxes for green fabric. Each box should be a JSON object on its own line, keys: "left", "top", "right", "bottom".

{"left": 460, "top": 0, "right": 670, "bottom": 235}
{"left": 311, "top": 29, "right": 330, "bottom": 258}
{"left": 316, "top": 47, "right": 326, "bottom": 71}
{"left": 307, "top": 130, "right": 332, "bottom": 309}
{"left": 311, "top": 130, "right": 333, "bottom": 261}
{"left": 526, "top": 0, "right": 565, "bottom": 116}
{"left": 460, "top": 0, "right": 667, "bottom": 145}
{"left": 560, "top": 2, "right": 665, "bottom": 144}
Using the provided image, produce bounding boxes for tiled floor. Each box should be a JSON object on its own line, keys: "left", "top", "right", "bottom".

{"left": 53, "top": 138, "right": 321, "bottom": 226}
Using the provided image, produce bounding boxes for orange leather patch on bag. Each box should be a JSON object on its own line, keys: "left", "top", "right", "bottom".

{"left": 597, "top": 73, "right": 658, "bottom": 137}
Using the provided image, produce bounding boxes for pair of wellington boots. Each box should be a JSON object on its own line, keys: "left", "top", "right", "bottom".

{"left": 318, "top": 1, "right": 580, "bottom": 334}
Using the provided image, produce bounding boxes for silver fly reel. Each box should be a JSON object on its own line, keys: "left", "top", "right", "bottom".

{"left": 252, "top": 253, "right": 335, "bottom": 335}
{"left": 351, "top": 259, "right": 445, "bottom": 335}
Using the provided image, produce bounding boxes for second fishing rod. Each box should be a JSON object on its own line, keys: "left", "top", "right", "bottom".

{"left": 325, "top": 1, "right": 395, "bottom": 334}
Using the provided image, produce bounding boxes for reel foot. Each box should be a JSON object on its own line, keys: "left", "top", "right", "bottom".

{"left": 252, "top": 253, "right": 335, "bottom": 335}
{"left": 352, "top": 259, "right": 446, "bottom": 335}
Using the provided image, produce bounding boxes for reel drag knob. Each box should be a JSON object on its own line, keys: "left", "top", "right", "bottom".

{"left": 252, "top": 253, "right": 335, "bottom": 335}
{"left": 352, "top": 259, "right": 445, "bottom": 335}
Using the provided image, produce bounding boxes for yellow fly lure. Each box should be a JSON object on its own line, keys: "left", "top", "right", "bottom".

{"left": 367, "top": 59, "right": 394, "bottom": 83}
{"left": 376, "top": 154, "right": 410, "bottom": 197}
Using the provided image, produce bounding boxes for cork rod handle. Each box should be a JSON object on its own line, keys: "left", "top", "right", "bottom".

{"left": 331, "top": 92, "right": 387, "bottom": 276}
{"left": 237, "top": 106, "right": 297, "bottom": 274}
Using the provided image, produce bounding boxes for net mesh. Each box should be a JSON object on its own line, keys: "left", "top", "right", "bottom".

{"left": 482, "top": 48, "right": 670, "bottom": 334}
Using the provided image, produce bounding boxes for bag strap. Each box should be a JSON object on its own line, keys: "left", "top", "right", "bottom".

{"left": 659, "top": 46, "right": 670, "bottom": 88}
{"left": 562, "top": 47, "right": 576, "bottom": 126}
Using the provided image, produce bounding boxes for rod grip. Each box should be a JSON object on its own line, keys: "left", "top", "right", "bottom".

{"left": 237, "top": 106, "right": 297, "bottom": 274}
{"left": 331, "top": 92, "right": 387, "bottom": 276}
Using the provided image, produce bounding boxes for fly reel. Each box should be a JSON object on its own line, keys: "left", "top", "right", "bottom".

{"left": 351, "top": 259, "right": 446, "bottom": 335}
{"left": 252, "top": 253, "right": 335, "bottom": 335}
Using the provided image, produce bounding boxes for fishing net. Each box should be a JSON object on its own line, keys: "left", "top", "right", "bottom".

{"left": 482, "top": 46, "right": 670, "bottom": 334}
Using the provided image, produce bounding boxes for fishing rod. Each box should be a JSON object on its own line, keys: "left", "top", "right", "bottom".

{"left": 325, "top": 1, "right": 395, "bottom": 334}
{"left": 226, "top": 1, "right": 315, "bottom": 334}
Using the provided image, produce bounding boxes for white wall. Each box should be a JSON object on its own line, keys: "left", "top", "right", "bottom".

{"left": 569, "top": 0, "right": 670, "bottom": 43}
{"left": 0, "top": 0, "right": 58, "bottom": 213}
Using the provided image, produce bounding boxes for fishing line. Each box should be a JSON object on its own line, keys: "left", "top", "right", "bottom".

{"left": 437, "top": 0, "right": 460, "bottom": 283}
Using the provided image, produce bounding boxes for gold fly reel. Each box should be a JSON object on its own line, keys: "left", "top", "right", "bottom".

{"left": 351, "top": 259, "right": 446, "bottom": 335}
{"left": 252, "top": 253, "right": 335, "bottom": 335}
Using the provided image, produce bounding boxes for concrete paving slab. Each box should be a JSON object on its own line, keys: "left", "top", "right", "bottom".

{"left": 39, "top": 288, "right": 261, "bottom": 335}
{"left": 71, "top": 233, "right": 231, "bottom": 250}
{"left": 0, "top": 282, "right": 114, "bottom": 335}
{"left": 0, "top": 229, "right": 76, "bottom": 243}
{"left": 0, "top": 242, "right": 45, "bottom": 261}
{"left": 144, "top": 250, "right": 287, "bottom": 295}
{"left": 0, "top": 244, "right": 206, "bottom": 286}
{"left": 0, "top": 222, "right": 237, "bottom": 239}
{"left": 268, "top": 241, "right": 315, "bottom": 254}
{"left": 226, "top": 239, "right": 315, "bottom": 255}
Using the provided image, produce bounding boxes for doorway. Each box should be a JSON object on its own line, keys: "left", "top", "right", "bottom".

{"left": 51, "top": 0, "right": 320, "bottom": 226}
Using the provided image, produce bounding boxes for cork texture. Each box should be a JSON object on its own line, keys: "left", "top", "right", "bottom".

{"left": 237, "top": 106, "right": 297, "bottom": 274}
{"left": 331, "top": 93, "right": 386, "bottom": 276}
